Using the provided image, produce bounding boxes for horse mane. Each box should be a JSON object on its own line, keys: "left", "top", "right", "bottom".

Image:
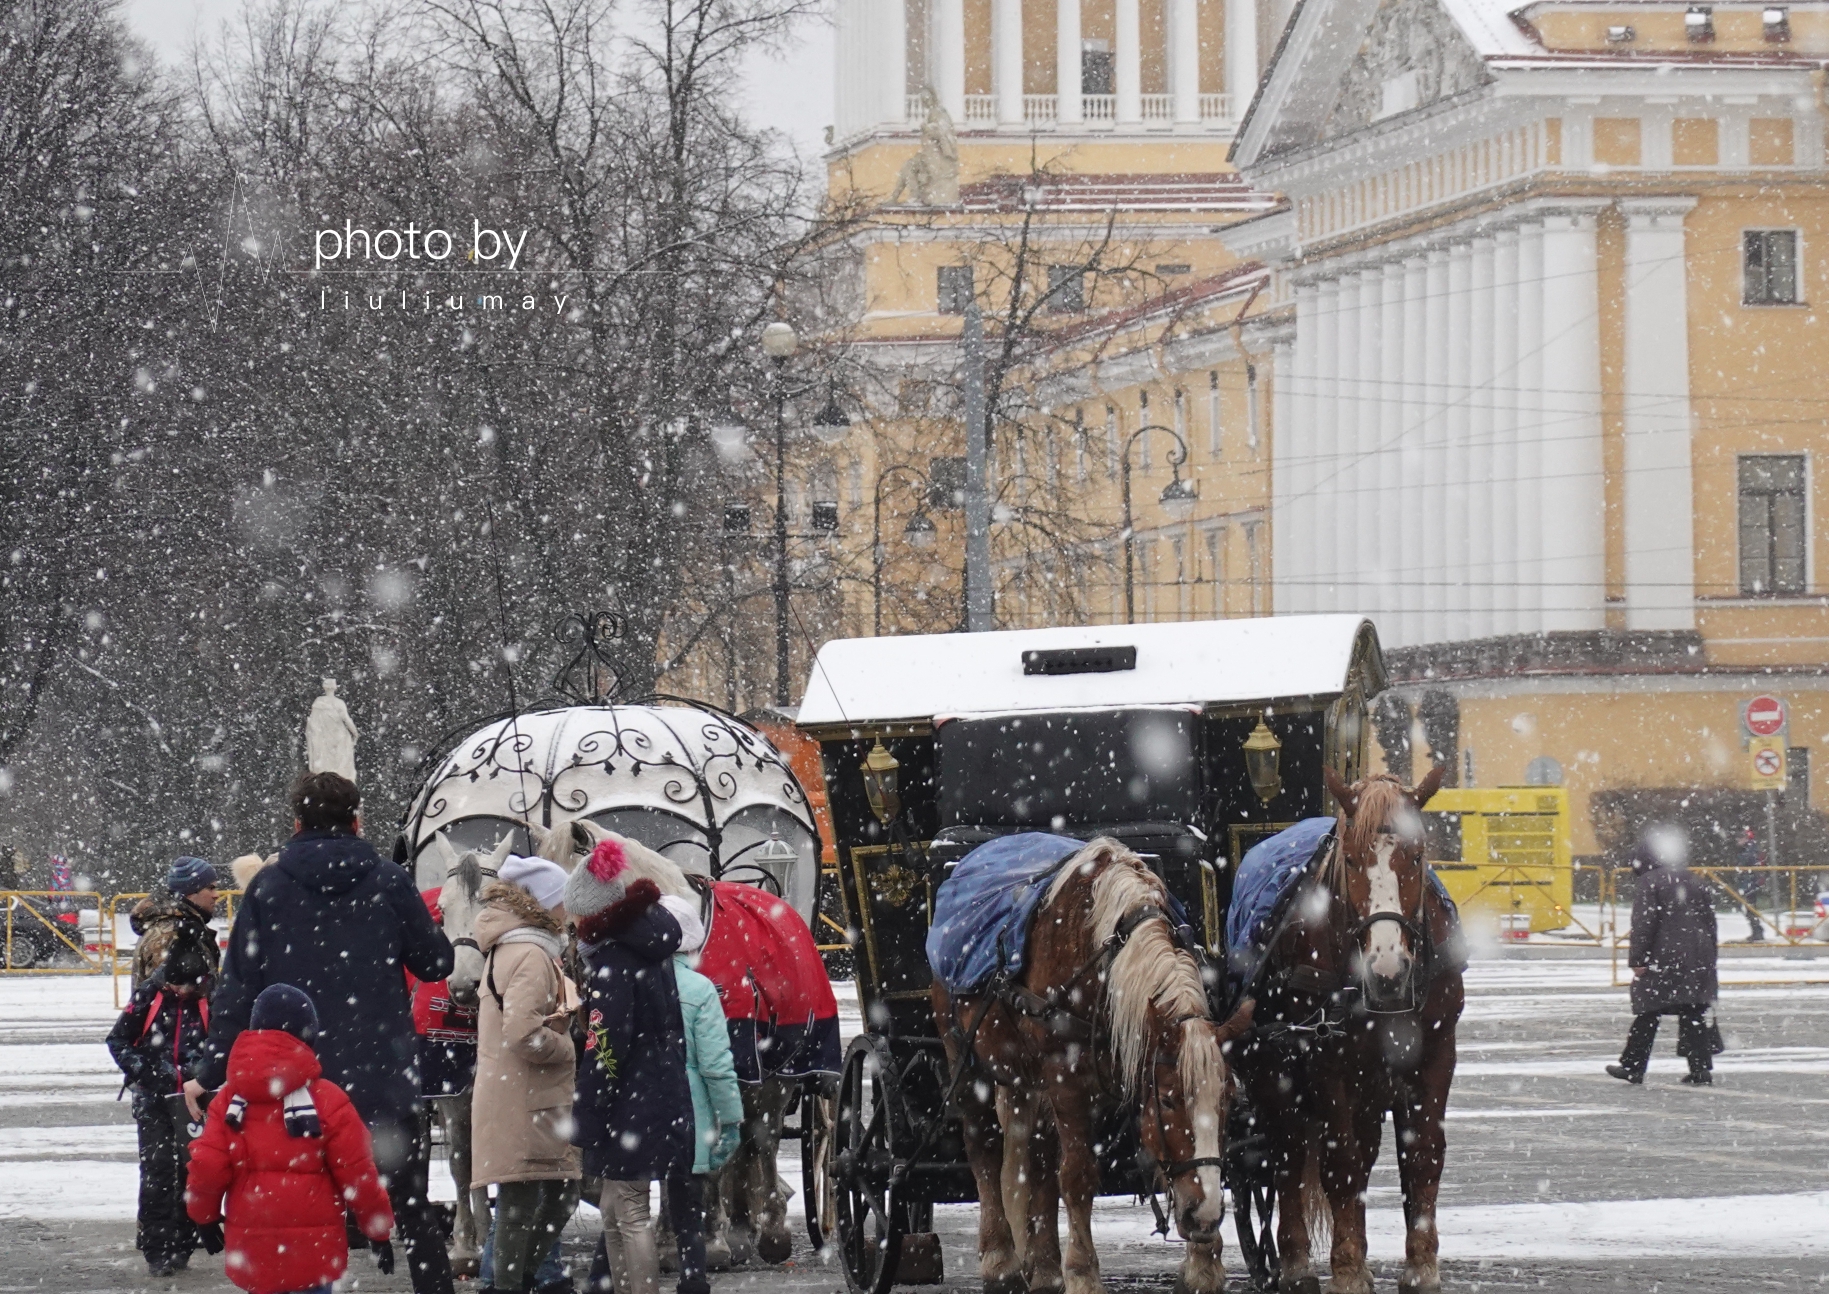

{"left": 1339, "top": 774, "right": 1410, "bottom": 865}
{"left": 1045, "top": 837, "right": 1212, "bottom": 1095}
{"left": 453, "top": 851, "right": 485, "bottom": 902}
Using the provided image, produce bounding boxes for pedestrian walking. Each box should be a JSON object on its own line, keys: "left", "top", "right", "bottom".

{"left": 185, "top": 984, "right": 396, "bottom": 1294}
{"left": 658, "top": 894, "right": 743, "bottom": 1294}
{"left": 107, "top": 942, "right": 214, "bottom": 1276}
{"left": 192, "top": 772, "right": 455, "bottom": 1294}
{"left": 129, "top": 856, "right": 221, "bottom": 988}
{"left": 1608, "top": 825, "right": 1719, "bottom": 1085}
{"left": 471, "top": 854, "right": 582, "bottom": 1294}
{"left": 567, "top": 835, "right": 691, "bottom": 1294}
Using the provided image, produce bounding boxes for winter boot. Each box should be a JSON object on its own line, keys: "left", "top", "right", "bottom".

{"left": 1605, "top": 1063, "right": 1643, "bottom": 1084}
{"left": 1681, "top": 1069, "right": 1713, "bottom": 1085}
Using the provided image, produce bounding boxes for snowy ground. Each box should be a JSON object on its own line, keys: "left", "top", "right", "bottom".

{"left": 4, "top": 955, "right": 1828, "bottom": 1291}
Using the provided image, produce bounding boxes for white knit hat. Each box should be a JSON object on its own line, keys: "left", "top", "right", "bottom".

{"left": 499, "top": 854, "right": 569, "bottom": 910}
{"left": 658, "top": 894, "right": 706, "bottom": 955}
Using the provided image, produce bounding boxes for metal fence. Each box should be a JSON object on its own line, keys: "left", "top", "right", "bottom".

{"left": 1, "top": 891, "right": 108, "bottom": 973}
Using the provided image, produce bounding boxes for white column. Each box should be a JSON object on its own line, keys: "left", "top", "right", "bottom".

{"left": 1356, "top": 266, "right": 1385, "bottom": 624}
{"left": 1057, "top": 0, "right": 1083, "bottom": 124}
{"left": 1443, "top": 240, "right": 1472, "bottom": 642}
{"left": 1334, "top": 272, "right": 1363, "bottom": 616}
{"left": 935, "top": 0, "right": 966, "bottom": 123}
{"left": 1621, "top": 198, "right": 1699, "bottom": 630}
{"left": 1225, "top": 0, "right": 1259, "bottom": 122}
{"left": 994, "top": 0, "right": 1025, "bottom": 126}
{"left": 1537, "top": 204, "right": 1607, "bottom": 631}
{"left": 1377, "top": 259, "right": 1405, "bottom": 635}
{"left": 1313, "top": 277, "right": 1342, "bottom": 612}
{"left": 1283, "top": 281, "right": 1319, "bottom": 614}
{"left": 1171, "top": 0, "right": 1201, "bottom": 123}
{"left": 1490, "top": 225, "right": 1521, "bottom": 635}
{"left": 1419, "top": 246, "right": 1451, "bottom": 643}
{"left": 1115, "top": 0, "right": 1142, "bottom": 125}
{"left": 1514, "top": 219, "right": 1546, "bottom": 634}
{"left": 1270, "top": 338, "right": 1293, "bottom": 615}
{"left": 1397, "top": 254, "right": 1429, "bottom": 647}
{"left": 1466, "top": 234, "right": 1497, "bottom": 640}
{"left": 883, "top": 0, "right": 909, "bottom": 126}
{"left": 833, "top": 0, "right": 865, "bottom": 139}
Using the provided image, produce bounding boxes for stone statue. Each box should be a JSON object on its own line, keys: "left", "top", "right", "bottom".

{"left": 305, "top": 677, "right": 359, "bottom": 783}
{"left": 888, "top": 87, "right": 960, "bottom": 207}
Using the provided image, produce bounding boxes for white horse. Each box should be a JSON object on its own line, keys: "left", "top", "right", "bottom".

{"left": 426, "top": 832, "right": 511, "bottom": 1278}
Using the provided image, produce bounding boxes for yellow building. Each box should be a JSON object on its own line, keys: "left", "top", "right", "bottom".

{"left": 813, "top": 0, "right": 1828, "bottom": 871}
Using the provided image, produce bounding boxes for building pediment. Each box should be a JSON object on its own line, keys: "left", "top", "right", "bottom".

{"left": 1235, "top": 0, "right": 1505, "bottom": 166}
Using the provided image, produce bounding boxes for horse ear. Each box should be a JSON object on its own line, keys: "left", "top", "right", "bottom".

{"left": 431, "top": 833, "right": 459, "bottom": 873}
{"left": 486, "top": 832, "right": 514, "bottom": 873}
{"left": 1413, "top": 760, "right": 1446, "bottom": 809}
{"left": 1322, "top": 764, "right": 1357, "bottom": 817}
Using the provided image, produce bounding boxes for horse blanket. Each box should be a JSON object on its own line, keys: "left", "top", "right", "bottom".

{"left": 1225, "top": 817, "right": 1456, "bottom": 995}
{"left": 696, "top": 879, "right": 841, "bottom": 1083}
{"left": 926, "top": 833, "right": 1086, "bottom": 994}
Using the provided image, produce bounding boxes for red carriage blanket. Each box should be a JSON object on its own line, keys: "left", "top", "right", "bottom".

{"left": 696, "top": 880, "right": 841, "bottom": 1083}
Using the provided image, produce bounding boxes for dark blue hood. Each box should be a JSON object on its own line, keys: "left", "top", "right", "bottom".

{"left": 276, "top": 830, "right": 382, "bottom": 897}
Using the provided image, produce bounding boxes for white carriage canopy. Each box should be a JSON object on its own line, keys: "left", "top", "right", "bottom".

{"left": 405, "top": 704, "right": 820, "bottom": 920}
{"left": 797, "top": 615, "right": 1385, "bottom": 727}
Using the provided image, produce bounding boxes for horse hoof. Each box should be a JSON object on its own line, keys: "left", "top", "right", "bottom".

{"left": 1397, "top": 1282, "right": 1440, "bottom": 1294}
{"left": 756, "top": 1228, "right": 793, "bottom": 1264}
{"left": 449, "top": 1255, "right": 479, "bottom": 1280}
{"left": 1278, "top": 1278, "right": 1321, "bottom": 1294}
{"left": 985, "top": 1273, "right": 1029, "bottom": 1294}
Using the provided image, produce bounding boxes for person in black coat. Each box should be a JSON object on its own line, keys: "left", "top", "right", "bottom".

{"left": 108, "top": 942, "right": 213, "bottom": 1276}
{"left": 1608, "top": 825, "right": 1719, "bottom": 1085}
{"left": 191, "top": 772, "right": 455, "bottom": 1294}
{"left": 566, "top": 834, "right": 691, "bottom": 1294}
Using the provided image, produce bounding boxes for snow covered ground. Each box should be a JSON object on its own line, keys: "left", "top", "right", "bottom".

{"left": 4, "top": 957, "right": 1828, "bottom": 1289}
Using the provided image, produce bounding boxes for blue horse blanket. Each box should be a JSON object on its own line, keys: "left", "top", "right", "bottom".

{"left": 1225, "top": 817, "right": 1455, "bottom": 993}
{"left": 927, "top": 833, "right": 1087, "bottom": 993}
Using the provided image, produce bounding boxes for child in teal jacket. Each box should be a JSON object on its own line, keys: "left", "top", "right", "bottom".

{"left": 659, "top": 895, "right": 743, "bottom": 1294}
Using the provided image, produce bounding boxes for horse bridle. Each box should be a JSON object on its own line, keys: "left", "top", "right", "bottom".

{"left": 443, "top": 857, "right": 501, "bottom": 958}
{"left": 1341, "top": 836, "right": 1435, "bottom": 1015}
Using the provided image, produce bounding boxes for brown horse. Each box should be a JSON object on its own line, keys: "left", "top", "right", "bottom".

{"left": 1233, "top": 765, "right": 1462, "bottom": 1294}
{"left": 933, "top": 838, "right": 1255, "bottom": 1294}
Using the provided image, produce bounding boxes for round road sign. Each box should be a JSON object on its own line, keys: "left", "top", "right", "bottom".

{"left": 1745, "top": 695, "right": 1787, "bottom": 737}
{"left": 1753, "top": 747, "right": 1784, "bottom": 778}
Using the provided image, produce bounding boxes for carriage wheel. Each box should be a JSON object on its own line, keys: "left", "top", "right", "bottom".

{"left": 1231, "top": 1177, "right": 1278, "bottom": 1292}
{"left": 802, "top": 1074, "right": 839, "bottom": 1254}
{"left": 834, "top": 1036, "right": 905, "bottom": 1294}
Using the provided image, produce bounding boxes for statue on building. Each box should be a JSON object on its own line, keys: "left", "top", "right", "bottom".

{"left": 889, "top": 86, "right": 960, "bottom": 207}
{"left": 305, "top": 677, "right": 359, "bottom": 783}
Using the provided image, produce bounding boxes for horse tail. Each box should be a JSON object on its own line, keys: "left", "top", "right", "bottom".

{"left": 1301, "top": 1127, "right": 1332, "bottom": 1247}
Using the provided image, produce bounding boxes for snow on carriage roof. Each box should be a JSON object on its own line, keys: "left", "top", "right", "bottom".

{"left": 797, "top": 616, "right": 1384, "bottom": 727}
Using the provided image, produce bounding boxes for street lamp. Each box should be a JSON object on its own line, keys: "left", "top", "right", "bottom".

{"left": 1120, "top": 422, "right": 1197, "bottom": 624}
{"left": 811, "top": 382, "right": 852, "bottom": 445}
{"left": 872, "top": 464, "right": 933, "bottom": 636}
{"left": 764, "top": 322, "right": 798, "bottom": 706}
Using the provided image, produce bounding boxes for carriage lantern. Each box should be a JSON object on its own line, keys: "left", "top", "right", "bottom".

{"left": 860, "top": 740, "right": 902, "bottom": 825}
{"left": 754, "top": 830, "right": 801, "bottom": 868}
{"left": 1243, "top": 717, "right": 1284, "bottom": 804}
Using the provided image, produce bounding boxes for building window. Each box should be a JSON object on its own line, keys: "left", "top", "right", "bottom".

{"left": 1787, "top": 746, "right": 1810, "bottom": 805}
{"left": 1046, "top": 265, "right": 1086, "bottom": 313}
{"left": 1138, "top": 392, "right": 1152, "bottom": 470}
{"left": 1738, "top": 454, "right": 1806, "bottom": 595}
{"left": 1207, "top": 371, "right": 1222, "bottom": 456}
{"left": 1244, "top": 520, "right": 1266, "bottom": 615}
{"left": 1171, "top": 537, "right": 1188, "bottom": 620}
{"left": 937, "top": 264, "right": 974, "bottom": 314}
{"left": 1744, "top": 230, "right": 1799, "bottom": 305}
{"left": 1139, "top": 538, "right": 1159, "bottom": 622}
{"left": 1074, "top": 409, "right": 1089, "bottom": 485}
{"left": 1245, "top": 363, "right": 1261, "bottom": 456}
{"left": 1081, "top": 40, "right": 1114, "bottom": 95}
{"left": 848, "top": 459, "right": 863, "bottom": 508}
{"left": 1105, "top": 405, "right": 1118, "bottom": 479}
{"left": 1205, "top": 526, "right": 1227, "bottom": 616}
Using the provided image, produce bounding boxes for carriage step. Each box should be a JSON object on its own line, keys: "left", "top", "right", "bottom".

{"left": 895, "top": 1232, "right": 944, "bottom": 1285}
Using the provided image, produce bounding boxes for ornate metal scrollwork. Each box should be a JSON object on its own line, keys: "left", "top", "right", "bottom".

{"left": 552, "top": 612, "right": 630, "bottom": 705}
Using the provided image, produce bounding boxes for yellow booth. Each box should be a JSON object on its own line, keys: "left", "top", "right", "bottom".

{"left": 1423, "top": 787, "right": 1574, "bottom": 935}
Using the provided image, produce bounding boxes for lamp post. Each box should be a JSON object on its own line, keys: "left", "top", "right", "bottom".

{"left": 871, "top": 464, "right": 933, "bottom": 636}
{"left": 1120, "top": 423, "right": 1199, "bottom": 623}
{"left": 761, "top": 322, "right": 798, "bottom": 705}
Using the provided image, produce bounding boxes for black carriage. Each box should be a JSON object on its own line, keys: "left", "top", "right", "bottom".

{"left": 796, "top": 616, "right": 1388, "bottom": 1293}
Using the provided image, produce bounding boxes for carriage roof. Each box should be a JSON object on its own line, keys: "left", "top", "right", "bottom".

{"left": 406, "top": 702, "right": 816, "bottom": 849}
{"left": 797, "top": 615, "right": 1385, "bottom": 730}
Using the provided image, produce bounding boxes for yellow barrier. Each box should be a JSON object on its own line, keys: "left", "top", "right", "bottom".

{"left": 1604, "top": 864, "right": 1826, "bottom": 987}
{"left": 2, "top": 891, "right": 107, "bottom": 973}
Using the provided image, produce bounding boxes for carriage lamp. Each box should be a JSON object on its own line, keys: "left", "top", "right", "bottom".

{"left": 1242, "top": 717, "right": 1283, "bottom": 805}
{"left": 1158, "top": 470, "right": 1199, "bottom": 521}
{"left": 861, "top": 740, "right": 902, "bottom": 825}
{"left": 755, "top": 831, "right": 800, "bottom": 868}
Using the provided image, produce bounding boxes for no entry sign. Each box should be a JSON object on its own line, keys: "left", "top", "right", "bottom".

{"left": 1744, "top": 694, "right": 1788, "bottom": 738}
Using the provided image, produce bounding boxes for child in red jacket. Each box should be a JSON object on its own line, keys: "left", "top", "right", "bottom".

{"left": 185, "top": 984, "right": 395, "bottom": 1294}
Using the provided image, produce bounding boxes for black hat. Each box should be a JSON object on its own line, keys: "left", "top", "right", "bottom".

{"left": 250, "top": 983, "right": 318, "bottom": 1043}
{"left": 160, "top": 943, "right": 211, "bottom": 989}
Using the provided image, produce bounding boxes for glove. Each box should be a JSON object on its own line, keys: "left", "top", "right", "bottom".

{"left": 196, "top": 1223, "right": 225, "bottom": 1255}
{"left": 709, "top": 1124, "right": 743, "bottom": 1171}
{"left": 371, "top": 1239, "right": 395, "bottom": 1275}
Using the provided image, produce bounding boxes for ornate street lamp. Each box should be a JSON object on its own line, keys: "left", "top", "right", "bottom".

{"left": 871, "top": 464, "right": 933, "bottom": 636}
{"left": 1120, "top": 422, "right": 1197, "bottom": 623}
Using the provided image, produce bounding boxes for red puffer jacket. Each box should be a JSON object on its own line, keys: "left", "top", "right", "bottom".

{"left": 185, "top": 1030, "right": 394, "bottom": 1294}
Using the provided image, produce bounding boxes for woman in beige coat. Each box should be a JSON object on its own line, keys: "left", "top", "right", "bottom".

{"left": 471, "top": 857, "right": 581, "bottom": 1294}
